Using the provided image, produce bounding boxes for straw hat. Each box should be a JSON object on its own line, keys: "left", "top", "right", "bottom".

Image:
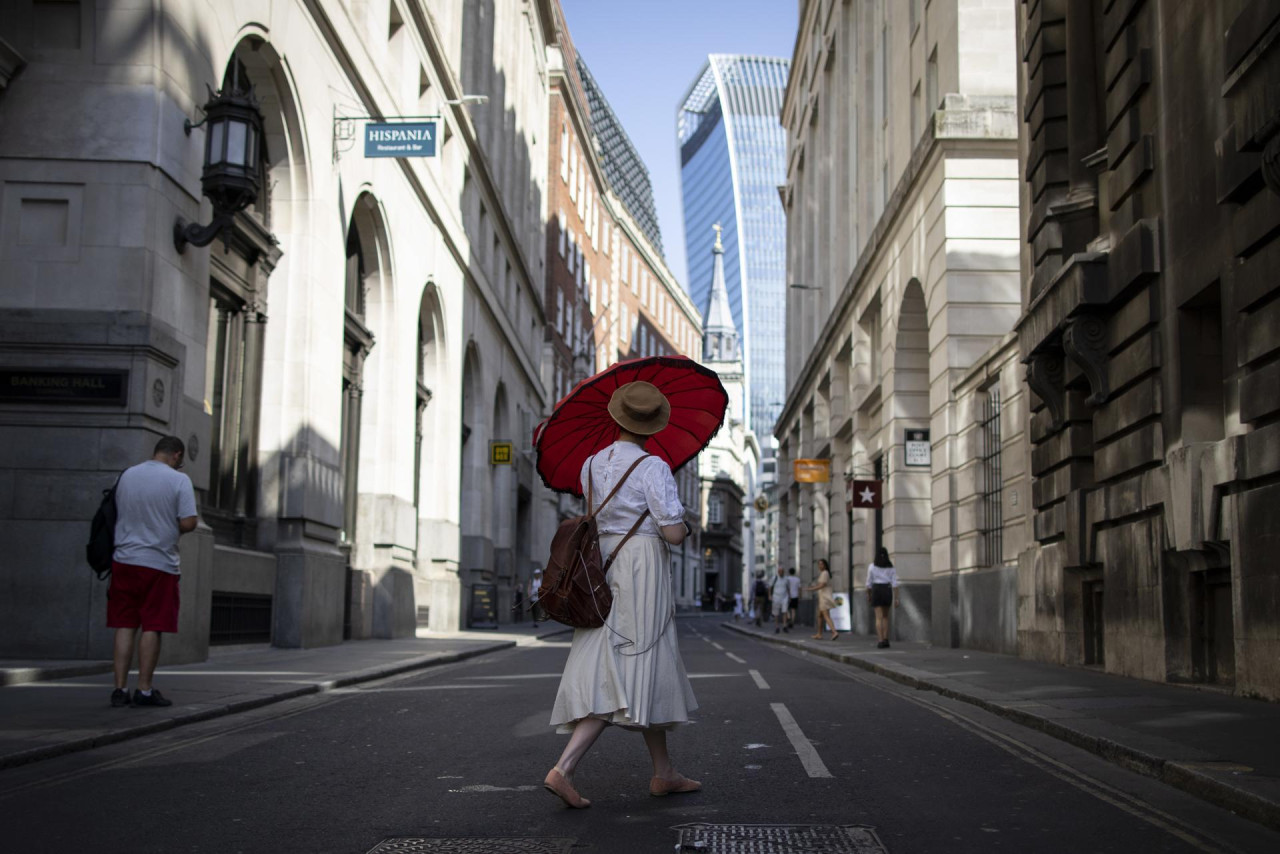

{"left": 607, "top": 381, "right": 671, "bottom": 436}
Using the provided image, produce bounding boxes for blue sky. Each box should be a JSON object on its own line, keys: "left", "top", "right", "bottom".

{"left": 560, "top": 0, "right": 797, "bottom": 290}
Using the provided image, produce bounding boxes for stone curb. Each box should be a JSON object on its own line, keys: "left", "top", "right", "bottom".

{"left": 0, "top": 631, "right": 569, "bottom": 772}
{"left": 722, "top": 621, "right": 1280, "bottom": 834}
{"left": 0, "top": 663, "right": 114, "bottom": 688}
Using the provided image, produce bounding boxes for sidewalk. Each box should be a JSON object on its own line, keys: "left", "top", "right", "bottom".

{"left": 0, "top": 622, "right": 570, "bottom": 771}
{"left": 724, "top": 620, "right": 1280, "bottom": 833}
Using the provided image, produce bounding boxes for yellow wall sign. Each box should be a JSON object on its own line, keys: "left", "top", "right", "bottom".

{"left": 793, "top": 459, "right": 831, "bottom": 483}
{"left": 490, "top": 441, "right": 513, "bottom": 465}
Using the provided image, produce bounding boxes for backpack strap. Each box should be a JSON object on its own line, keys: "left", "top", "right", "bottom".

{"left": 602, "top": 508, "right": 651, "bottom": 574}
{"left": 587, "top": 453, "right": 650, "bottom": 520}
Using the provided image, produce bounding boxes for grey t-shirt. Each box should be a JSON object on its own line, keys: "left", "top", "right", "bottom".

{"left": 112, "top": 460, "right": 198, "bottom": 574}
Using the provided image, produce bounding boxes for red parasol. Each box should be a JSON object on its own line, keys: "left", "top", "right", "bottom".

{"left": 533, "top": 355, "right": 729, "bottom": 496}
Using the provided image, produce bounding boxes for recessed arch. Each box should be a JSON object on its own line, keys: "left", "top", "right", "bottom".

{"left": 224, "top": 35, "right": 311, "bottom": 233}
{"left": 891, "top": 278, "right": 929, "bottom": 426}
{"left": 415, "top": 282, "right": 446, "bottom": 521}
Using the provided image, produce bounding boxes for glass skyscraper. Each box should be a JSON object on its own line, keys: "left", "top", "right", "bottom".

{"left": 678, "top": 55, "right": 789, "bottom": 437}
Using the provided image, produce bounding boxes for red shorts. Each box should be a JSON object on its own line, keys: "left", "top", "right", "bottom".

{"left": 107, "top": 561, "right": 180, "bottom": 633}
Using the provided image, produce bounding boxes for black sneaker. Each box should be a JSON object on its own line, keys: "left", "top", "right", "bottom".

{"left": 132, "top": 689, "right": 172, "bottom": 707}
{"left": 110, "top": 688, "right": 131, "bottom": 707}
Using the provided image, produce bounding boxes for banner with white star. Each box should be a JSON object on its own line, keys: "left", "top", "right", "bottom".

{"left": 848, "top": 479, "right": 882, "bottom": 510}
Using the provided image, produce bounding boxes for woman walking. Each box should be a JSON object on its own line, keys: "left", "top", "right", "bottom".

{"left": 867, "top": 547, "right": 900, "bottom": 648}
{"left": 544, "top": 382, "right": 701, "bottom": 809}
{"left": 805, "top": 558, "right": 838, "bottom": 641}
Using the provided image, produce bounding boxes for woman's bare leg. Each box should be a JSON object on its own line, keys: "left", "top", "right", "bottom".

{"left": 642, "top": 728, "right": 674, "bottom": 779}
{"left": 553, "top": 717, "right": 607, "bottom": 779}
{"left": 875, "top": 606, "right": 889, "bottom": 641}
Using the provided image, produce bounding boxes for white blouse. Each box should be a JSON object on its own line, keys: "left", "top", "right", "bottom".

{"left": 867, "top": 563, "right": 899, "bottom": 587}
{"left": 580, "top": 441, "right": 685, "bottom": 537}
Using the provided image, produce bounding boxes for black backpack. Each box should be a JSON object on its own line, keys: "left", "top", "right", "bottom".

{"left": 85, "top": 474, "right": 121, "bottom": 580}
{"left": 754, "top": 579, "right": 768, "bottom": 598}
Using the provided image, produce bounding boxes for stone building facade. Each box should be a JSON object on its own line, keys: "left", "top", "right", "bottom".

{"left": 1014, "top": 0, "right": 1280, "bottom": 698}
{"left": 0, "top": 0, "right": 557, "bottom": 662}
{"left": 776, "top": 0, "right": 1023, "bottom": 643}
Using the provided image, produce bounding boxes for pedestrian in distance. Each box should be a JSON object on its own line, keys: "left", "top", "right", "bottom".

{"left": 785, "top": 567, "right": 801, "bottom": 629}
{"left": 867, "top": 547, "right": 900, "bottom": 648}
{"left": 513, "top": 586, "right": 525, "bottom": 624}
{"left": 732, "top": 591, "right": 744, "bottom": 621}
{"left": 107, "top": 436, "right": 198, "bottom": 708}
{"left": 752, "top": 571, "right": 769, "bottom": 626}
{"left": 544, "top": 382, "right": 701, "bottom": 809}
{"left": 529, "top": 570, "right": 543, "bottom": 627}
{"left": 771, "top": 565, "right": 790, "bottom": 634}
{"left": 805, "top": 558, "right": 839, "bottom": 641}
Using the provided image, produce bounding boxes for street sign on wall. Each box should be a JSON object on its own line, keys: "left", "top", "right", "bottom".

{"left": 0, "top": 368, "right": 128, "bottom": 405}
{"left": 793, "top": 459, "right": 831, "bottom": 483}
{"left": 904, "top": 429, "right": 931, "bottom": 467}
{"left": 364, "top": 121, "right": 438, "bottom": 157}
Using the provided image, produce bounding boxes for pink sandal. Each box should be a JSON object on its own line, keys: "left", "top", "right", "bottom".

{"left": 544, "top": 767, "right": 591, "bottom": 808}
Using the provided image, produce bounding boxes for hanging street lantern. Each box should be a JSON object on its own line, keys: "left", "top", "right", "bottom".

{"left": 174, "top": 83, "right": 266, "bottom": 252}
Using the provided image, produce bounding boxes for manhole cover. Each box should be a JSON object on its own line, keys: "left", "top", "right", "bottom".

{"left": 366, "top": 839, "right": 575, "bottom": 854}
{"left": 673, "top": 823, "right": 887, "bottom": 853}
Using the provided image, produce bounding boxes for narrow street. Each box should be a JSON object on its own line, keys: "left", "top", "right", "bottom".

{"left": 3, "top": 617, "right": 1276, "bottom": 854}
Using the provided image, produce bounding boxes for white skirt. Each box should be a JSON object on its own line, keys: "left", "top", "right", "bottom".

{"left": 549, "top": 534, "right": 698, "bottom": 733}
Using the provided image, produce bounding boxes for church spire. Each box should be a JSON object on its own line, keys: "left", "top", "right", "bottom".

{"left": 702, "top": 223, "right": 738, "bottom": 362}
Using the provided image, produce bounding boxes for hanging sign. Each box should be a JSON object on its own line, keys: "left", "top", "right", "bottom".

{"left": 793, "top": 459, "right": 831, "bottom": 483}
{"left": 904, "top": 429, "right": 931, "bottom": 467}
{"left": 849, "top": 479, "right": 883, "bottom": 510}
{"left": 364, "top": 121, "right": 438, "bottom": 157}
{"left": 490, "top": 441, "right": 513, "bottom": 465}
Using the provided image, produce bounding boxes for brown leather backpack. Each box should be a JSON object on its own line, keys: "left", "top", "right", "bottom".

{"left": 537, "top": 454, "right": 651, "bottom": 629}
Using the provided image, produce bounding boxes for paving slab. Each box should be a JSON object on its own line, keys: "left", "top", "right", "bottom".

{"left": 0, "top": 623, "right": 571, "bottom": 770}
{"left": 723, "top": 619, "right": 1280, "bottom": 833}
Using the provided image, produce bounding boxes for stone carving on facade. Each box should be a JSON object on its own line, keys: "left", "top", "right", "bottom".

{"left": 1024, "top": 352, "right": 1066, "bottom": 429}
{"left": 1061, "top": 313, "right": 1110, "bottom": 406}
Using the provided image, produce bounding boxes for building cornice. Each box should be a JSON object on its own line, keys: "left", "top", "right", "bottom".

{"left": 781, "top": 0, "right": 816, "bottom": 130}
{"left": 775, "top": 113, "right": 1018, "bottom": 439}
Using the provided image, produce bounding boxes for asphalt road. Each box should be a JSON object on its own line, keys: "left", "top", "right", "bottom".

{"left": 2, "top": 617, "right": 1277, "bottom": 854}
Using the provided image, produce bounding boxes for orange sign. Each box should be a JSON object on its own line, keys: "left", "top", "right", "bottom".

{"left": 793, "top": 459, "right": 831, "bottom": 483}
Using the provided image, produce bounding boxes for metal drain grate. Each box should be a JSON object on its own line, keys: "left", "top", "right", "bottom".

{"left": 672, "top": 823, "right": 887, "bottom": 853}
{"left": 365, "top": 839, "right": 575, "bottom": 854}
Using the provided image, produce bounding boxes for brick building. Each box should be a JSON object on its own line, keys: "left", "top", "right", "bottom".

{"left": 545, "top": 1, "right": 705, "bottom": 606}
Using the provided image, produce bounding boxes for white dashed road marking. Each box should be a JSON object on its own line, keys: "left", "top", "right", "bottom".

{"left": 725, "top": 652, "right": 747, "bottom": 664}
{"left": 749, "top": 669, "right": 770, "bottom": 690}
{"left": 711, "top": 642, "right": 725, "bottom": 650}
{"left": 771, "top": 702, "right": 833, "bottom": 778}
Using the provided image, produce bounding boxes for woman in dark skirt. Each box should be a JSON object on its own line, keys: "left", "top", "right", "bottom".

{"left": 866, "top": 547, "right": 899, "bottom": 648}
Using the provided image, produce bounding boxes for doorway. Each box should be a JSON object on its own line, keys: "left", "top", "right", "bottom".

{"left": 1083, "top": 579, "right": 1105, "bottom": 666}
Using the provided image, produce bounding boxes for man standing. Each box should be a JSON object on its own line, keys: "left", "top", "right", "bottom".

{"left": 771, "top": 565, "right": 791, "bottom": 634}
{"left": 752, "top": 571, "right": 769, "bottom": 626}
{"left": 786, "top": 567, "right": 801, "bottom": 630}
{"left": 108, "top": 436, "right": 198, "bottom": 708}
